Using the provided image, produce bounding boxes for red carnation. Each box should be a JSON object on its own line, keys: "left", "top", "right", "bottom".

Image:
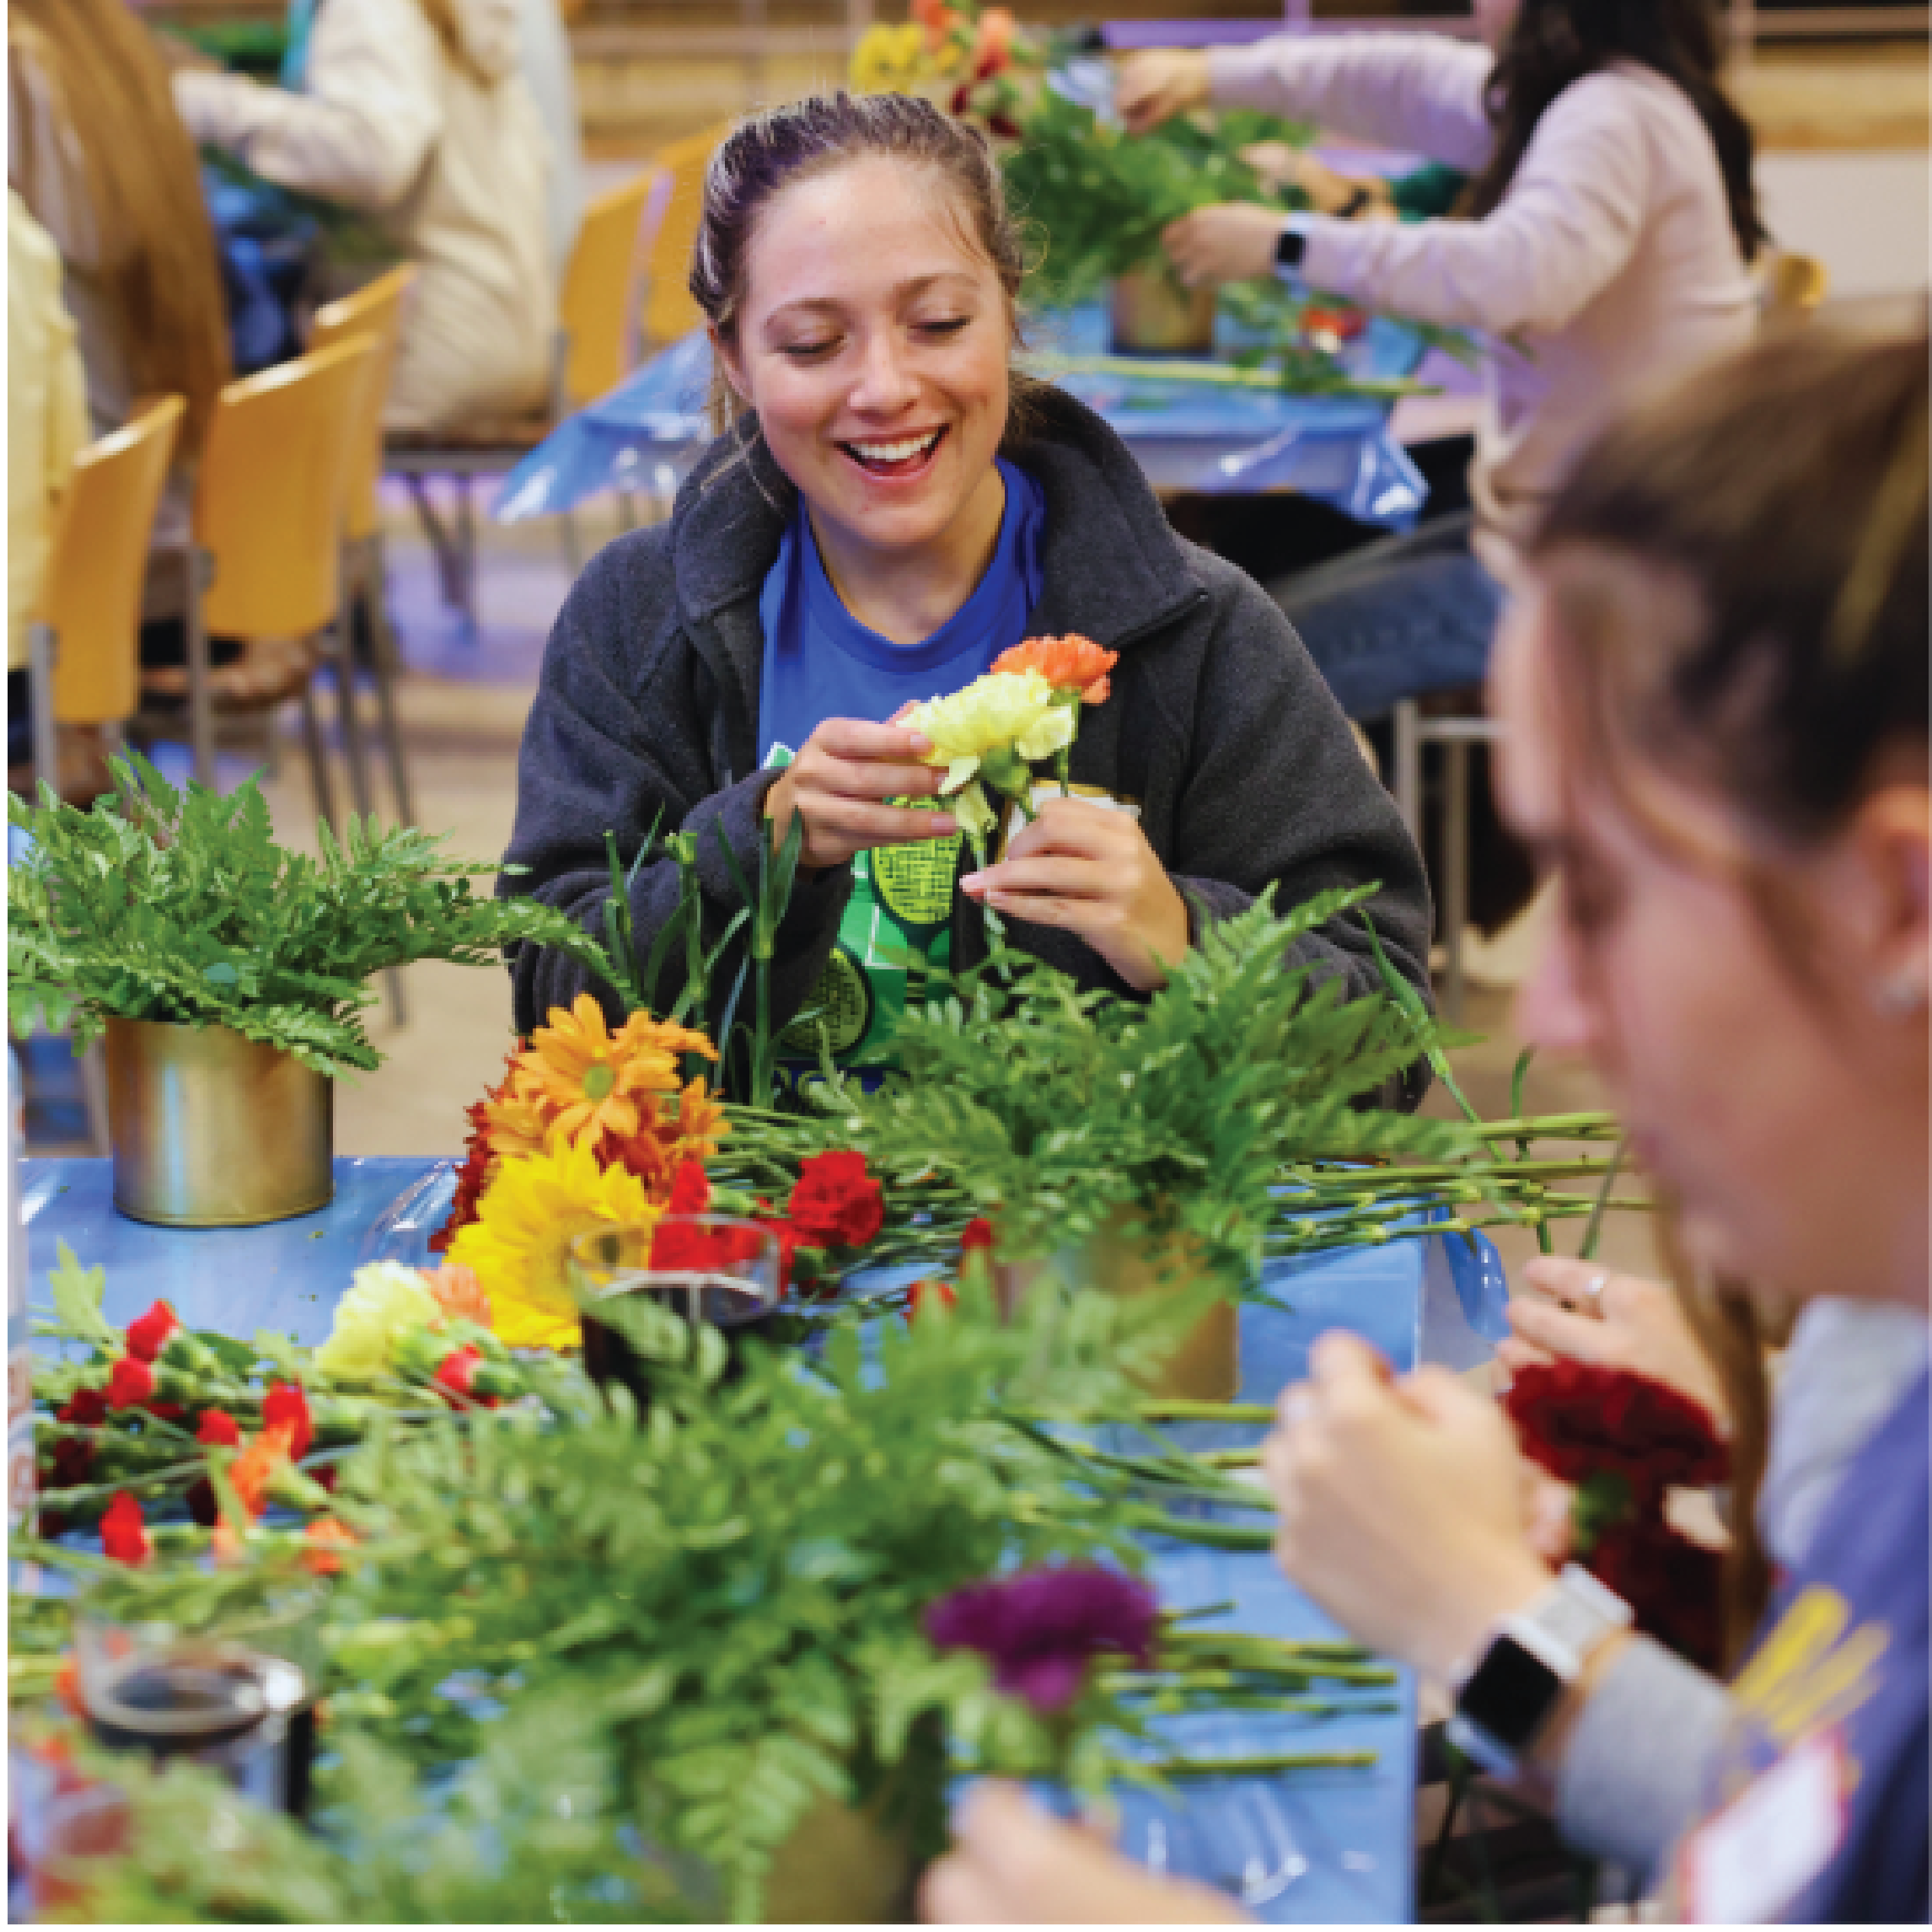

{"left": 262, "top": 1382, "right": 314, "bottom": 1460}
{"left": 56, "top": 1387, "right": 108, "bottom": 1429}
{"left": 1589, "top": 1518, "right": 1725, "bottom": 1671}
{"left": 752, "top": 1209, "right": 805, "bottom": 1299}
{"left": 906, "top": 1277, "right": 958, "bottom": 1323}
{"left": 196, "top": 1409, "right": 241, "bottom": 1448}
{"left": 147, "top": 1402, "right": 185, "bottom": 1425}
{"left": 433, "top": 1344, "right": 488, "bottom": 1405}
{"left": 652, "top": 1217, "right": 768, "bottom": 1275}
{"left": 124, "top": 1301, "right": 180, "bottom": 1364}
{"left": 668, "top": 1160, "right": 711, "bottom": 1215}
{"left": 961, "top": 1218, "right": 996, "bottom": 1255}
{"left": 431, "top": 1049, "right": 519, "bottom": 1253}
{"left": 105, "top": 1357, "right": 154, "bottom": 1411}
{"left": 100, "top": 1492, "right": 150, "bottom": 1566}
{"left": 1504, "top": 1360, "right": 1728, "bottom": 1501}
{"left": 786, "top": 1152, "right": 884, "bottom": 1251}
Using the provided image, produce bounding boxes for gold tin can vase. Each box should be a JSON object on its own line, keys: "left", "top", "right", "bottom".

{"left": 1108, "top": 269, "right": 1218, "bottom": 356}
{"left": 759, "top": 1793, "right": 916, "bottom": 1923}
{"left": 105, "top": 1017, "right": 335, "bottom": 1227}
{"left": 997, "top": 1208, "right": 1240, "bottom": 1402}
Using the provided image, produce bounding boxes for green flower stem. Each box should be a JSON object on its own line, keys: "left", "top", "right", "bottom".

{"left": 1135, "top": 1399, "right": 1276, "bottom": 1425}
{"left": 1154, "top": 1750, "right": 1379, "bottom": 1776}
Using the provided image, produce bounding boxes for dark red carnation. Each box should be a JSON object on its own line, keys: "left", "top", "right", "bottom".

{"left": 196, "top": 1409, "right": 241, "bottom": 1448}
{"left": 185, "top": 1478, "right": 218, "bottom": 1527}
{"left": 56, "top": 1387, "right": 108, "bottom": 1429}
{"left": 786, "top": 1152, "right": 884, "bottom": 1251}
{"left": 1505, "top": 1360, "right": 1728, "bottom": 1500}
{"left": 1588, "top": 1518, "right": 1725, "bottom": 1671}
{"left": 105, "top": 1357, "right": 154, "bottom": 1411}
{"left": 100, "top": 1492, "right": 150, "bottom": 1566}
{"left": 262, "top": 1382, "right": 314, "bottom": 1460}
{"left": 926, "top": 1565, "right": 1158, "bottom": 1713}
{"left": 430, "top": 1049, "right": 519, "bottom": 1253}
{"left": 668, "top": 1160, "right": 711, "bottom": 1215}
{"left": 146, "top": 1403, "right": 185, "bottom": 1425}
{"left": 124, "top": 1301, "right": 180, "bottom": 1364}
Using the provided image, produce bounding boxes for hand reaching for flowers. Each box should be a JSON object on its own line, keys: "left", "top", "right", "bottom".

{"left": 959, "top": 797, "right": 1189, "bottom": 992}
{"left": 1499, "top": 1259, "right": 1726, "bottom": 1427}
{"left": 920, "top": 1781, "right": 1244, "bottom": 1924}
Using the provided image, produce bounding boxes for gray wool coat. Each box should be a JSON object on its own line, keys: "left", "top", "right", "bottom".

{"left": 498, "top": 388, "right": 1435, "bottom": 1091}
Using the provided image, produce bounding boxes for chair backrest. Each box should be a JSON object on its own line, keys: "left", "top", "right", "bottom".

{"left": 39, "top": 398, "right": 186, "bottom": 727}
{"left": 1758, "top": 250, "right": 1829, "bottom": 325}
{"left": 309, "top": 265, "right": 418, "bottom": 541}
{"left": 637, "top": 121, "right": 733, "bottom": 352}
{"left": 195, "top": 338, "right": 378, "bottom": 641}
{"left": 560, "top": 173, "right": 657, "bottom": 410}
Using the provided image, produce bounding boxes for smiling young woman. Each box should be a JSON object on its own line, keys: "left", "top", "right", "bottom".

{"left": 500, "top": 93, "right": 1431, "bottom": 1084}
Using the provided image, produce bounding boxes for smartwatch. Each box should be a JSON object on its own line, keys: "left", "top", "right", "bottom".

{"left": 1446, "top": 1564, "right": 1633, "bottom": 1778}
{"left": 1275, "top": 219, "right": 1309, "bottom": 276}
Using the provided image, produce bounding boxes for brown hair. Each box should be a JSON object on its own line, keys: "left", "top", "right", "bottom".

{"left": 8, "top": 0, "right": 233, "bottom": 455}
{"left": 1530, "top": 326, "right": 1929, "bottom": 1661}
{"left": 688, "top": 91, "right": 1047, "bottom": 442}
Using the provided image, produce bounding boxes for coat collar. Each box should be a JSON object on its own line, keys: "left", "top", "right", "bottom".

{"left": 667, "top": 387, "right": 1205, "bottom": 648}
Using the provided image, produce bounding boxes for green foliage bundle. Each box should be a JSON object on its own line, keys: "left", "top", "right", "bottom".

{"left": 7, "top": 756, "right": 606, "bottom": 1078}
{"left": 1006, "top": 91, "right": 1303, "bottom": 308}
{"left": 308, "top": 1286, "right": 1157, "bottom": 1920}
{"left": 830, "top": 887, "right": 1467, "bottom": 1282}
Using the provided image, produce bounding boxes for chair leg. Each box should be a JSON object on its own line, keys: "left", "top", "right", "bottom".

{"left": 616, "top": 489, "right": 639, "bottom": 534}
{"left": 298, "top": 683, "right": 340, "bottom": 833}
{"left": 358, "top": 536, "right": 416, "bottom": 825}
{"left": 405, "top": 475, "right": 470, "bottom": 616}
{"left": 1443, "top": 738, "right": 1471, "bottom": 1024}
{"left": 185, "top": 555, "right": 217, "bottom": 790}
{"left": 27, "top": 622, "right": 60, "bottom": 798}
{"left": 1393, "top": 697, "right": 1422, "bottom": 837}
{"left": 324, "top": 621, "right": 375, "bottom": 824}
{"left": 558, "top": 508, "right": 584, "bottom": 579}
{"left": 454, "top": 475, "right": 479, "bottom": 634}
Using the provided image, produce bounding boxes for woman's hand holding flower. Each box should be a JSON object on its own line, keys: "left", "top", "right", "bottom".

{"left": 960, "top": 797, "right": 1189, "bottom": 992}
{"left": 764, "top": 716, "right": 956, "bottom": 872}
{"left": 1263, "top": 1333, "right": 1555, "bottom": 1684}
{"left": 1162, "top": 205, "right": 1291, "bottom": 289}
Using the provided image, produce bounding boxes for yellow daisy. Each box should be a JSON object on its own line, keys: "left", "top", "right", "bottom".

{"left": 446, "top": 1135, "right": 659, "bottom": 1351}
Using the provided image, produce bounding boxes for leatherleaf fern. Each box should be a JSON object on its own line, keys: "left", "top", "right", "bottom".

{"left": 837, "top": 885, "right": 1469, "bottom": 1283}
{"left": 8, "top": 754, "right": 608, "bottom": 1078}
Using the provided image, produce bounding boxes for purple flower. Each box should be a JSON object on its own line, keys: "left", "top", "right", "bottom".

{"left": 925, "top": 1564, "right": 1158, "bottom": 1713}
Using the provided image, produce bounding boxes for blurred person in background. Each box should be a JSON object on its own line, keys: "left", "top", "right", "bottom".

{"left": 8, "top": 192, "right": 90, "bottom": 797}
{"left": 8, "top": 0, "right": 235, "bottom": 697}
{"left": 174, "top": 0, "right": 556, "bottom": 433}
{"left": 923, "top": 325, "right": 1929, "bottom": 1924}
{"left": 518, "top": 0, "right": 588, "bottom": 282}
{"left": 1116, "top": 0, "right": 1763, "bottom": 724}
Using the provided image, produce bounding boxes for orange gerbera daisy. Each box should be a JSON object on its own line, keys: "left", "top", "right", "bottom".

{"left": 991, "top": 634, "right": 1118, "bottom": 706}
{"left": 510, "top": 996, "right": 719, "bottom": 1151}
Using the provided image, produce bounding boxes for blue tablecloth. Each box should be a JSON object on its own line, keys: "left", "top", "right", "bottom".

{"left": 19, "top": 1157, "right": 1506, "bottom": 1922}
{"left": 495, "top": 305, "right": 1430, "bottom": 527}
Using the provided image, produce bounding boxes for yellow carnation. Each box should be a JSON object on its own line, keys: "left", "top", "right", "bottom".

{"left": 904, "top": 669, "right": 1075, "bottom": 793}
{"left": 446, "top": 1136, "right": 659, "bottom": 1351}
{"left": 316, "top": 1262, "right": 443, "bottom": 1382}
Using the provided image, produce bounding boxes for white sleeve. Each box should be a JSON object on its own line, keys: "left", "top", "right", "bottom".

{"left": 1294, "top": 73, "right": 1650, "bottom": 337}
{"left": 171, "top": 0, "right": 443, "bottom": 212}
{"left": 1206, "top": 32, "right": 1494, "bottom": 169}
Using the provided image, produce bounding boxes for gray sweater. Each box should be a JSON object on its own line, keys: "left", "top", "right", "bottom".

{"left": 498, "top": 389, "right": 1434, "bottom": 1061}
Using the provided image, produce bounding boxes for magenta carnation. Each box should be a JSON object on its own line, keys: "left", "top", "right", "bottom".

{"left": 925, "top": 1564, "right": 1157, "bottom": 1712}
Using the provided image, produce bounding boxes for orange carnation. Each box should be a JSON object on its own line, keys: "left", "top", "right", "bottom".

{"left": 421, "top": 1262, "right": 491, "bottom": 1327}
{"left": 991, "top": 634, "right": 1118, "bottom": 706}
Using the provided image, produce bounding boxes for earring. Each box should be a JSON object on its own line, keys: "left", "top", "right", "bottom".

{"left": 1876, "top": 974, "right": 1927, "bottom": 1018}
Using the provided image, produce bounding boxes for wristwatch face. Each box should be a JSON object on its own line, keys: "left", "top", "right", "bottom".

{"left": 1275, "top": 225, "right": 1307, "bottom": 271}
{"left": 1457, "top": 1634, "right": 1564, "bottom": 1752}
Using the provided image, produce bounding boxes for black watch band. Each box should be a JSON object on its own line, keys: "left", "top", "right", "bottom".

{"left": 1337, "top": 185, "right": 1373, "bottom": 220}
{"left": 1275, "top": 223, "right": 1307, "bottom": 272}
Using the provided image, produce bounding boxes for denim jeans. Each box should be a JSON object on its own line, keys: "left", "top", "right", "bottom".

{"left": 1269, "top": 513, "right": 1504, "bottom": 722}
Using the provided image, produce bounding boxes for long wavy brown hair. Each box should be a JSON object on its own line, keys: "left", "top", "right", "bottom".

{"left": 8, "top": 0, "right": 233, "bottom": 453}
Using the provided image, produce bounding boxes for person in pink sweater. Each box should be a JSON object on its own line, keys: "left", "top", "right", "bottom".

{"left": 1114, "top": 0, "right": 1763, "bottom": 721}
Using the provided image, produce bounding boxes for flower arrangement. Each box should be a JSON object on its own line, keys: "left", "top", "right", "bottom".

{"left": 7, "top": 755, "right": 606, "bottom": 1078}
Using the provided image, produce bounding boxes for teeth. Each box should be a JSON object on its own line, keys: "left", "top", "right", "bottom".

{"left": 849, "top": 432, "right": 940, "bottom": 463}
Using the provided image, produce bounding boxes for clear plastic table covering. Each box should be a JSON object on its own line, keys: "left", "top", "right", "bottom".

{"left": 494, "top": 307, "right": 1430, "bottom": 526}
{"left": 19, "top": 1157, "right": 1504, "bottom": 1921}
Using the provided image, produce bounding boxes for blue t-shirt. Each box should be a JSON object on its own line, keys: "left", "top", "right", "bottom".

{"left": 1685, "top": 1363, "right": 1928, "bottom": 1922}
{"left": 757, "top": 459, "right": 1044, "bottom": 1074}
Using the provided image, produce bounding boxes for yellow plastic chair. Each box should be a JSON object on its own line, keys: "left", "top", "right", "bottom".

{"left": 310, "top": 266, "right": 419, "bottom": 826}
{"left": 1758, "top": 250, "right": 1829, "bottom": 326}
{"left": 637, "top": 123, "right": 732, "bottom": 353}
{"left": 136, "top": 337, "right": 378, "bottom": 829}
{"left": 387, "top": 169, "right": 662, "bottom": 627}
{"left": 25, "top": 397, "right": 185, "bottom": 798}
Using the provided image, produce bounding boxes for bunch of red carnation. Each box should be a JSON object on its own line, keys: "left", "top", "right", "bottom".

{"left": 743, "top": 1151, "right": 888, "bottom": 1299}
{"left": 1505, "top": 1359, "right": 1731, "bottom": 1669}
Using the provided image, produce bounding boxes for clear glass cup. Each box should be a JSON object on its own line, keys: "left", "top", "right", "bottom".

{"left": 26, "top": 1781, "right": 131, "bottom": 1919}
{"left": 72, "top": 1580, "right": 324, "bottom": 1818}
{"left": 569, "top": 1217, "right": 781, "bottom": 1408}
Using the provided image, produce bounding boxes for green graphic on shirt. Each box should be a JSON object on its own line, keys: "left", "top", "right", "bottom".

{"left": 764, "top": 744, "right": 959, "bottom": 1076}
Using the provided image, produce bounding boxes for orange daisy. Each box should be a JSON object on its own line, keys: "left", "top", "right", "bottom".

{"left": 511, "top": 996, "right": 719, "bottom": 1151}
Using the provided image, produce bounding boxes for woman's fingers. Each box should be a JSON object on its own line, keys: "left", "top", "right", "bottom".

{"left": 813, "top": 716, "right": 933, "bottom": 760}
{"left": 810, "top": 751, "right": 945, "bottom": 802}
{"left": 1506, "top": 1294, "right": 1623, "bottom": 1364}
{"left": 809, "top": 796, "right": 958, "bottom": 845}
{"left": 961, "top": 854, "right": 1107, "bottom": 904}
{"left": 1520, "top": 1254, "right": 1618, "bottom": 1312}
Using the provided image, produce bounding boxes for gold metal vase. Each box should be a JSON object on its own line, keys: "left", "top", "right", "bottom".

{"left": 1108, "top": 268, "right": 1218, "bottom": 356}
{"left": 997, "top": 1208, "right": 1241, "bottom": 1402}
{"left": 759, "top": 1792, "right": 917, "bottom": 1923}
{"left": 105, "top": 1017, "right": 334, "bottom": 1227}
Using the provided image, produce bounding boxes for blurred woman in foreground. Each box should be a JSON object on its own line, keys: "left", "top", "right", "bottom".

{"left": 922, "top": 328, "right": 1929, "bottom": 1924}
